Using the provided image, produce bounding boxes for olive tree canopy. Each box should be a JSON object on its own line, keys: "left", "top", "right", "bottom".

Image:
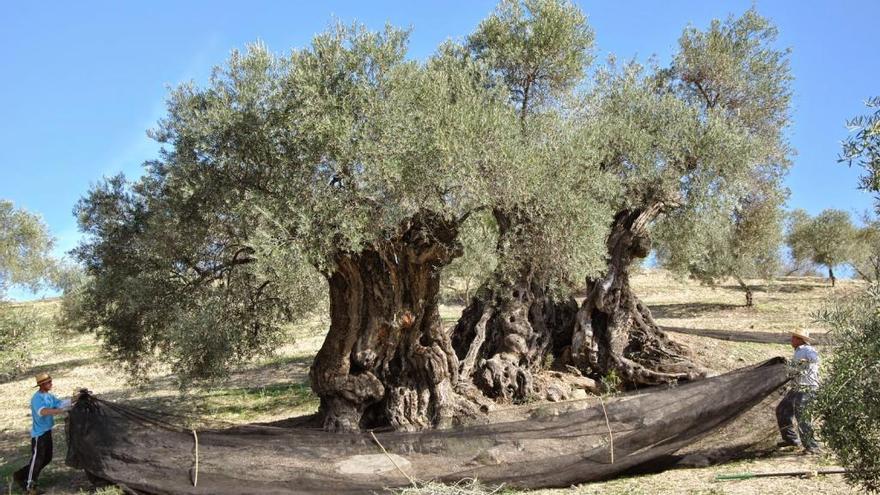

{"left": 67, "top": 5, "right": 794, "bottom": 428}
{"left": 841, "top": 96, "right": 880, "bottom": 209}
{"left": 0, "top": 200, "right": 55, "bottom": 298}
{"left": 567, "top": 8, "right": 791, "bottom": 385}
{"left": 785, "top": 208, "right": 856, "bottom": 287}
{"left": 68, "top": 21, "right": 611, "bottom": 429}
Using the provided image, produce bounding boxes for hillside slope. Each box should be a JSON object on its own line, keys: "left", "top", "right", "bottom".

{"left": 0, "top": 270, "right": 861, "bottom": 494}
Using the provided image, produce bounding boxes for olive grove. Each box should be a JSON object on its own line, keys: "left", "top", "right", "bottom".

{"left": 65, "top": 2, "right": 793, "bottom": 431}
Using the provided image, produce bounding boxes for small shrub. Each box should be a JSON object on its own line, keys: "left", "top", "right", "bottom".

{"left": 601, "top": 369, "right": 621, "bottom": 395}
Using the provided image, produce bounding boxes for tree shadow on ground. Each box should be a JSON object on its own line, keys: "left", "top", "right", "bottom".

{"left": 726, "top": 282, "right": 827, "bottom": 294}
{"left": 623, "top": 444, "right": 781, "bottom": 477}
{"left": 72, "top": 353, "right": 319, "bottom": 428}
{"left": 0, "top": 357, "right": 97, "bottom": 385}
{"left": 649, "top": 302, "right": 742, "bottom": 319}
{"left": 664, "top": 326, "right": 828, "bottom": 344}
{"left": 78, "top": 378, "right": 318, "bottom": 431}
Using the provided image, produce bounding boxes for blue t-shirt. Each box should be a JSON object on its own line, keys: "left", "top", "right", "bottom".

{"left": 30, "top": 391, "right": 63, "bottom": 438}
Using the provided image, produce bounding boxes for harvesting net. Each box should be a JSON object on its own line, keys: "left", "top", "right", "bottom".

{"left": 65, "top": 357, "right": 788, "bottom": 494}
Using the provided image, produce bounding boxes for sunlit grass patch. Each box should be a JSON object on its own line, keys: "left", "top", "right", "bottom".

{"left": 198, "top": 381, "right": 318, "bottom": 422}
{"left": 391, "top": 478, "right": 512, "bottom": 495}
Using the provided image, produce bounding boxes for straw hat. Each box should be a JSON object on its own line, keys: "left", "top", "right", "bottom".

{"left": 34, "top": 372, "right": 52, "bottom": 387}
{"left": 790, "top": 329, "right": 812, "bottom": 343}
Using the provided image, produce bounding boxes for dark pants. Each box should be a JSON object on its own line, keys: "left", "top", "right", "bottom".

{"left": 776, "top": 390, "right": 818, "bottom": 448}
{"left": 13, "top": 430, "right": 53, "bottom": 489}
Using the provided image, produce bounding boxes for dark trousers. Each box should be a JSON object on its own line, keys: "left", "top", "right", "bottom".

{"left": 776, "top": 390, "right": 818, "bottom": 448}
{"left": 13, "top": 430, "right": 53, "bottom": 489}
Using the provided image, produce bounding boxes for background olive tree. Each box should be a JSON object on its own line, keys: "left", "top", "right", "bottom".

{"left": 785, "top": 208, "right": 856, "bottom": 287}
{"left": 0, "top": 200, "right": 55, "bottom": 296}
{"left": 849, "top": 215, "right": 880, "bottom": 282}
{"left": 567, "top": 8, "right": 791, "bottom": 386}
{"left": 656, "top": 173, "right": 787, "bottom": 307}
{"left": 0, "top": 200, "right": 57, "bottom": 377}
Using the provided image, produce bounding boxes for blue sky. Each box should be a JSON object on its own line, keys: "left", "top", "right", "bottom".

{"left": 2, "top": 1, "right": 878, "bottom": 299}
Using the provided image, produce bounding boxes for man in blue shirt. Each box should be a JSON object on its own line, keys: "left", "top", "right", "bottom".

{"left": 13, "top": 372, "right": 71, "bottom": 494}
{"left": 776, "top": 329, "right": 821, "bottom": 454}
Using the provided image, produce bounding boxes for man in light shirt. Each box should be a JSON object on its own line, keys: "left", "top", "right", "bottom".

{"left": 13, "top": 373, "right": 71, "bottom": 494}
{"left": 775, "top": 329, "right": 821, "bottom": 454}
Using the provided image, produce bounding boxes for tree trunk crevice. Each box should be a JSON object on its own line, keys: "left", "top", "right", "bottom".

{"left": 309, "top": 211, "right": 481, "bottom": 431}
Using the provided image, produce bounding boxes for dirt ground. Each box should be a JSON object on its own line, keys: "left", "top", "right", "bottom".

{"left": 0, "top": 270, "right": 863, "bottom": 494}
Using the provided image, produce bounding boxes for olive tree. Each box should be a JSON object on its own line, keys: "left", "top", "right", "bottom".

{"left": 69, "top": 5, "right": 794, "bottom": 427}
{"left": 68, "top": 23, "right": 613, "bottom": 429}
{"left": 568, "top": 9, "right": 791, "bottom": 386}
{"left": 786, "top": 208, "right": 856, "bottom": 287}
{"left": 841, "top": 99, "right": 880, "bottom": 282}
{"left": 0, "top": 200, "right": 55, "bottom": 298}
{"left": 656, "top": 180, "right": 786, "bottom": 307}
{"left": 849, "top": 216, "right": 880, "bottom": 282}
{"left": 815, "top": 97, "right": 880, "bottom": 492}
{"left": 454, "top": 7, "right": 793, "bottom": 393}
{"left": 0, "top": 200, "right": 57, "bottom": 375}
{"left": 451, "top": 0, "right": 614, "bottom": 402}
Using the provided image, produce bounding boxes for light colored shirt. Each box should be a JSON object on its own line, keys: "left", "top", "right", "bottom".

{"left": 791, "top": 344, "right": 820, "bottom": 390}
{"left": 30, "top": 391, "right": 69, "bottom": 438}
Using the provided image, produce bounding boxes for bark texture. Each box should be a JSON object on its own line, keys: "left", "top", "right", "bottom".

{"left": 571, "top": 207, "right": 707, "bottom": 387}
{"left": 453, "top": 281, "right": 577, "bottom": 402}
{"left": 309, "top": 211, "right": 480, "bottom": 431}
{"left": 452, "top": 208, "right": 578, "bottom": 403}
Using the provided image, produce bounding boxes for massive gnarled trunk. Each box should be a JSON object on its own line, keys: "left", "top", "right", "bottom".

{"left": 452, "top": 280, "right": 577, "bottom": 402}
{"left": 309, "top": 212, "right": 481, "bottom": 431}
{"left": 452, "top": 209, "right": 578, "bottom": 403}
{"left": 571, "top": 206, "right": 706, "bottom": 387}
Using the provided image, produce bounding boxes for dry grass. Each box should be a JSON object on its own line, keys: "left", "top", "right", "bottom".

{"left": 0, "top": 270, "right": 864, "bottom": 494}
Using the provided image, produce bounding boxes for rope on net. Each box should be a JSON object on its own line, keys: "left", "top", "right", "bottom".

{"left": 191, "top": 429, "right": 199, "bottom": 487}
{"left": 369, "top": 430, "right": 417, "bottom": 489}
